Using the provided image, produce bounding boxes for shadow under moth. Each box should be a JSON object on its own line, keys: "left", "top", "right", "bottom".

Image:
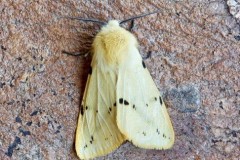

{"left": 65, "top": 11, "right": 175, "bottom": 159}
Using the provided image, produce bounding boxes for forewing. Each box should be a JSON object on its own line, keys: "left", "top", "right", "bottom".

{"left": 75, "top": 66, "right": 125, "bottom": 159}
{"left": 116, "top": 50, "right": 174, "bottom": 149}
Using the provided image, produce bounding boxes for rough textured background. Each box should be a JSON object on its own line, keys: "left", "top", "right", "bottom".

{"left": 0, "top": 1, "right": 239, "bottom": 160}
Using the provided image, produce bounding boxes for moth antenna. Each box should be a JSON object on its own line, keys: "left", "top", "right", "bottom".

{"left": 62, "top": 50, "right": 89, "bottom": 57}
{"left": 63, "top": 16, "right": 106, "bottom": 25}
{"left": 120, "top": 10, "right": 160, "bottom": 24}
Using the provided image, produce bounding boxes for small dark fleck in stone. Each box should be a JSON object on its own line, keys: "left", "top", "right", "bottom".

{"left": 159, "top": 96, "right": 163, "bottom": 105}
{"left": 26, "top": 121, "right": 32, "bottom": 126}
{"left": 55, "top": 130, "right": 60, "bottom": 134}
{"left": 16, "top": 57, "right": 22, "bottom": 61}
{"left": 231, "top": 131, "right": 237, "bottom": 137}
{"left": 30, "top": 110, "right": 38, "bottom": 116}
{"left": 142, "top": 61, "right": 146, "bottom": 68}
{"left": 51, "top": 90, "right": 57, "bottom": 96}
{"left": 0, "top": 82, "right": 6, "bottom": 88}
{"left": 89, "top": 66, "right": 92, "bottom": 75}
{"left": 119, "top": 98, "right": 123, "bottom": 104}
{"left": 47, "top": 120, "right": 51, "bottom": 125}
{"left": 234, "top": 35, "right": 240, "bottom": 41}
{"left": 9, "top": 83, "right": 14, "bottom": 87}
{"left": 5, "top": 136, "right": 21, "bottom": 157}
{"left": 114, "top": 102, "right": 116, "bottom": 107}
{"left": 15, "top": 116, "right": 22, "bottom": 123}
{"left": 7, "top": 101, "right": 14, "bottom": 105}
{"left": 124, "top": 100, "right": 129, "bottom": 105}
{"left": 211, "top": 139, "right": 222, "bottom": 143}
{"left": 37, "top": 122, "right": 40, "bottom": 127}
{"left": 19, "top": 128, "right": 31, "bottom": 136}
{"left": 1, "top": 45, "right": 6, "bottom": 50}
{"left": 57, "top": 126, "right": 62, "bottom": 130}
{"left": 219, "top": 101, "right": 223, "bottom": 109}
{"left": 22, "top": 101, "right": 26, "bottom": 107}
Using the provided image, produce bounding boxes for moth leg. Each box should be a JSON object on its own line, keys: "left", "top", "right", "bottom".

{"left": 62, "top": 50, "right": 89, "bottom": 57}
{"left": 142, "top": 51, "right": 152, "bottom": 60}
{"left": 128, "top": 20, "right": 135, "bottom": 32}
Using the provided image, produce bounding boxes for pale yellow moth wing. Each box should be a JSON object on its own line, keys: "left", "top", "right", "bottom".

{"left": 75, "top": 65, "right": 125, "bottom": 159}
{"left": 116, "top": 48, "right": 174, "bottom": 149}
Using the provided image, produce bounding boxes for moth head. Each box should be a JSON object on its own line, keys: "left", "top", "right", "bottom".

{"left": 93, "top": 20, "right": 137, "bottom": 65}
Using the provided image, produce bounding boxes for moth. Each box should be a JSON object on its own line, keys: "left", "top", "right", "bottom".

{"left": 66, "top": 11, "right": 175, "bottom": 159}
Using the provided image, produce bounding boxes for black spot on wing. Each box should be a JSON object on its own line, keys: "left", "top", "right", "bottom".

{"left": 163, "top": 133, "right": 166, "bottom": 138}
{"left": 90, "top": 135, "right": 94, "bottom": 144}
{"left": 154, "top": 97, "right": 157, "bottom": 101}
{"left": 159, "top": 96, "right": 163, "bottom": 105}
{"left": 133, "top": 104, "right": 136, "bottom": 110}
{"left": 108, "top": 107, "right": 112, "bottom": 114}
{"left": 119, "top": 98, "right": 123, "bottom": 104}
{"left": 114, "top": 102, "right": 116, "bottom": 107}
{"left": 80, "top": 105, "right": 84, "bottom": 115}
{"left": 142, "top": 61, "right": 146, "bottom": 68}
{"left": 85, "top": 106, "right": 88, "bottom": 110}
{"left": 142, "top": 132, "right": 146, "bottom": 136}
{"left": 157, "top": 129, "right": 160, "bottom": 135}
{"left": 119, "top": 98, "right": 129, "bottom": 105}
{"left": 124, "top": 100, "right": 129, "bottom": 105}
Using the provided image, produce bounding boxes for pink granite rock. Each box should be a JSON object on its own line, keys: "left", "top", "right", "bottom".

{"left": 0, "top": 1, "right": 239, "bottom": 159}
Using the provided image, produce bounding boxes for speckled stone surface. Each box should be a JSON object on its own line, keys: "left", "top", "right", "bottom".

{"left": 0, "top": 1, "right": 239, "bottom": 160}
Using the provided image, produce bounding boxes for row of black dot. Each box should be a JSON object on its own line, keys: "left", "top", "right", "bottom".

{"left": 141, "top": 129, "right": 170, "bottom": 140}
{"left": 118, "top": 96, "right": 163, "bottom": 108}
{"left": 80, "top": 96, "right": 163, "bottom": 116}
{"left": 80, "top": 102, "right": 117, "bottom": 116}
